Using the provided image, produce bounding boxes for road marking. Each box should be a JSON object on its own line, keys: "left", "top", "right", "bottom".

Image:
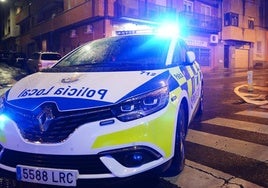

{"left": 202, "top": 117, "right": 268, "bottom": 134}
{"left": 178, "top": 109, "right": 268, "bottom": 187}
{"left": 260, "top": 104, "right": 268, "bottom": 109}
{"left": 235, "top": 110, "right": 268, "bottom": 119}
{"left": 186, "top": 129, "right": 268, "bottom": 163}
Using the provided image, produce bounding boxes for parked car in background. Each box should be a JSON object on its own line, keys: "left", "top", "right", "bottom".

{"left": 0, "top": 51, "right": 9, "bottom": 63}
{"left": 26, "top": 52, "right": 62, "bottom": 73}
{"left": 6, "top": 52, "right": 27, "bottom": 67}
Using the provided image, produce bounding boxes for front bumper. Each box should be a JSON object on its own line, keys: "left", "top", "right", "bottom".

{"left": 0, "top": 103, "right": 177, "bottom": 180}
{"left": 0, "top": 146, "right": 164, "bottom": 180}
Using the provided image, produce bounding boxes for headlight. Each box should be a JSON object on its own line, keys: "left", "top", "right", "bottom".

{"left": 112, "top": 87, "right": 169, "bottom": 122}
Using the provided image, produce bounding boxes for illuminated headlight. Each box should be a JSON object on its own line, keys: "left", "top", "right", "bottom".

{"left": 0, "top": 94, "right": 8, "bottom": 133}
{"left": 113, "top": 87, "right": 169, "bottom": 122}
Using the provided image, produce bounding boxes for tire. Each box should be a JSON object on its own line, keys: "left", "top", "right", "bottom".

{"left": 162, "top": 104, "right": 187, "bottom": 177}
{"left": 196, "top": 85, "right": 204, "bottom": 117}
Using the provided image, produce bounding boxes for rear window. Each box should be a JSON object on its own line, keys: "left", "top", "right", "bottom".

{"left": 41, "top": 54, "right": 61, "bottom": 60}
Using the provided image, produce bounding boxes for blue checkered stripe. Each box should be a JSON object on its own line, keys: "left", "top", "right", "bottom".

{"left": 170, "top": 62, "right": 201, "bottom": 98}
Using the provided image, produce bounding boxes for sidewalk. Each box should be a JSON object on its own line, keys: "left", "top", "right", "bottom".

{"left": 166, "top": 160, "right": 262, "bottom": 188}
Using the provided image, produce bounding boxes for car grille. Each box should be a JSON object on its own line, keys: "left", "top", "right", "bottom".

{"left": 5, "top": 103, "right": 114, "bottom": 143}
{"left": 0, "top": 149, "right": 110, "bottom": 174}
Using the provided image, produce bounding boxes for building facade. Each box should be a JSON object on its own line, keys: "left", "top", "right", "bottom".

{"left": 221, "top": 0, "right": 268, "bottom": 69}
{"left": 0, "top": 0, "right": 267, "bottom": 70}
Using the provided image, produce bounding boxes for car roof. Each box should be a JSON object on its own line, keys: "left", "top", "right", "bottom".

{"left": 33, "top": 52, "right": 60, "bottom": 54}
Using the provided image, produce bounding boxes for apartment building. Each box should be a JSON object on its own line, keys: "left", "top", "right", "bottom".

{"left": 221, "top": 0, "right": 268, "bottom": 69}
{"left": 177, "top": 0, "right": 222, "bottom": 70}
{"left": 1, "top": 0, "right": 267, "bottom": 70}
{"left": 0, "top": 0, "right": 20, "bottom": 51}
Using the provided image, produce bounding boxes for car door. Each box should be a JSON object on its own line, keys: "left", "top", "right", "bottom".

{"left": 172, "top": 39, "right": 201, "bottom": 112}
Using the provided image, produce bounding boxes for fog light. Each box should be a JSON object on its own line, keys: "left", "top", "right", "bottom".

{"left": 100, "top": 146, "right": 162, "bottom": 168}
{"left": 133, "top": 152, "right": 143, "bottom": 161}
{"left": 125, "top": 152, "right": 144, "bottom": 167}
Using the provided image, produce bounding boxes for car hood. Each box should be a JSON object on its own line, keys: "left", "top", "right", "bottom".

{"left": 5, "top": 71, "right": 171, "bottom": 111}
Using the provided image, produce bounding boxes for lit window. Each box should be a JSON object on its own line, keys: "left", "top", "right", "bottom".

{"left": 248, "top": 17, "right": 254, "bottom": 29}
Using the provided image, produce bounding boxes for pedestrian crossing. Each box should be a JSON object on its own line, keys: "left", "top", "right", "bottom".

{"left": 235, "top": 110, "right": 268, "bottom": 119}
{"left": 171, "top": 109, "right": 268, "bottom": 188}
{"left": 187, "top": 129, "right": 268, "bottom": 162}
{"left": 202, "top": 117, "right": 268, "bottom": 134}
{"left": 260, "top": 104, "right": 268, "bottom": 109}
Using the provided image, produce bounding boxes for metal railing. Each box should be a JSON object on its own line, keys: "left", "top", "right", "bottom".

{"left": 178, "top": 11, "right": 222, "bottom": 33}
{"left": 115, "top": 0, "right": 176, "bottom": 22}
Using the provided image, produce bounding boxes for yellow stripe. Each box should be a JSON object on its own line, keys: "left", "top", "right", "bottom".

{"left": 170, "top": 87, "right": 182, "bottom": 104}
{"left": 178, "top": 76, "right": 187, "bottom": 86}
{"left": 192, "top": 63, "right": 198, "bottom": 74}
{"left": 186, "top": 66, "right": 194, "bottom": 78}
{"left": 0, "top": 132, "right": 6, "bottom": 142}
{"left": 169, "top": 68, "right": 187, "bottom": 86}
{"left": 187, "top": 79, "right": 193, "bottom": 97}
{"left": 92, "top": 103, "right": 178, "bottom": 158}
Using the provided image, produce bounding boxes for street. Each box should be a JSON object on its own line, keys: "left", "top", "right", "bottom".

{"left": 177, "top": 69, "right": 268, "bottom": 188}
{"left": 0, "top": 64, "right": 267, "bottom": 188}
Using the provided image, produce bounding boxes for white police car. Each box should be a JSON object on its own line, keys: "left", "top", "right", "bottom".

{"left": 0, "top": 33, "right": 203, "bottom": 187}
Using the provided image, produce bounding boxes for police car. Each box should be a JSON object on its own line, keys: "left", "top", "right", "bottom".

{"left": 0, "top": 33, "right": 203, "bottom": 187}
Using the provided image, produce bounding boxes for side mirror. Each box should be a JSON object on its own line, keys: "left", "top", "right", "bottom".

{"left": 186, "top": 51, "right": 196, "bottom": 64}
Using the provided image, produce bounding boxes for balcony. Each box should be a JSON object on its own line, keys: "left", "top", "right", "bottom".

{"left": 222, "top": 26, "right": 255, "bottom": 42}
{"left": 178, "top": 11, "right": 222, "bottom": 33}
{"left": 114, "top": 0, "right": 176, "bottom": 23}
{"left": 17, "top": 0, "right": 104, "bottom": 38}
{"left": 15, "top": 6, "right": 29, "bottom": 24}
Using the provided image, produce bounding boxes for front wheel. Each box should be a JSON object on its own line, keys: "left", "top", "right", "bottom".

{"left": 162, "top": 104, "right": 187, "bottom": 177}
{"left": 196, "top": 85, "right": 204, "bottom": 117}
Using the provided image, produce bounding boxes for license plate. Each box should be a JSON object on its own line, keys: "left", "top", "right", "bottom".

{"left": 16, "top": 165, "right": 78, "bottom": 187}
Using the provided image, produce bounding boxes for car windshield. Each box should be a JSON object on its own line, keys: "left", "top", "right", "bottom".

{"left": 51, "top": 35, "right": 171, "bottom": 72}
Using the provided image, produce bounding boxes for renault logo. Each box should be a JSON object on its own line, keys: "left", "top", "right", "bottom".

{"left": 37, "top": 106, "right": 55, "bottom": 132}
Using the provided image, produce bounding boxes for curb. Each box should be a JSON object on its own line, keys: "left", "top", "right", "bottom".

{"left": 234, "top": 84, "right": 268, "bottom": 105}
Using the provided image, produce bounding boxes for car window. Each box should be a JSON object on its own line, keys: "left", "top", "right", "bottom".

{"left": 41, "top": 54, "right": 61, "bottom": 60}
{"left": 54, "top": 35, "right": 171, "bottom": 71}
{"left": 172, "top": 40, "right": 188, "bottom": 65}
